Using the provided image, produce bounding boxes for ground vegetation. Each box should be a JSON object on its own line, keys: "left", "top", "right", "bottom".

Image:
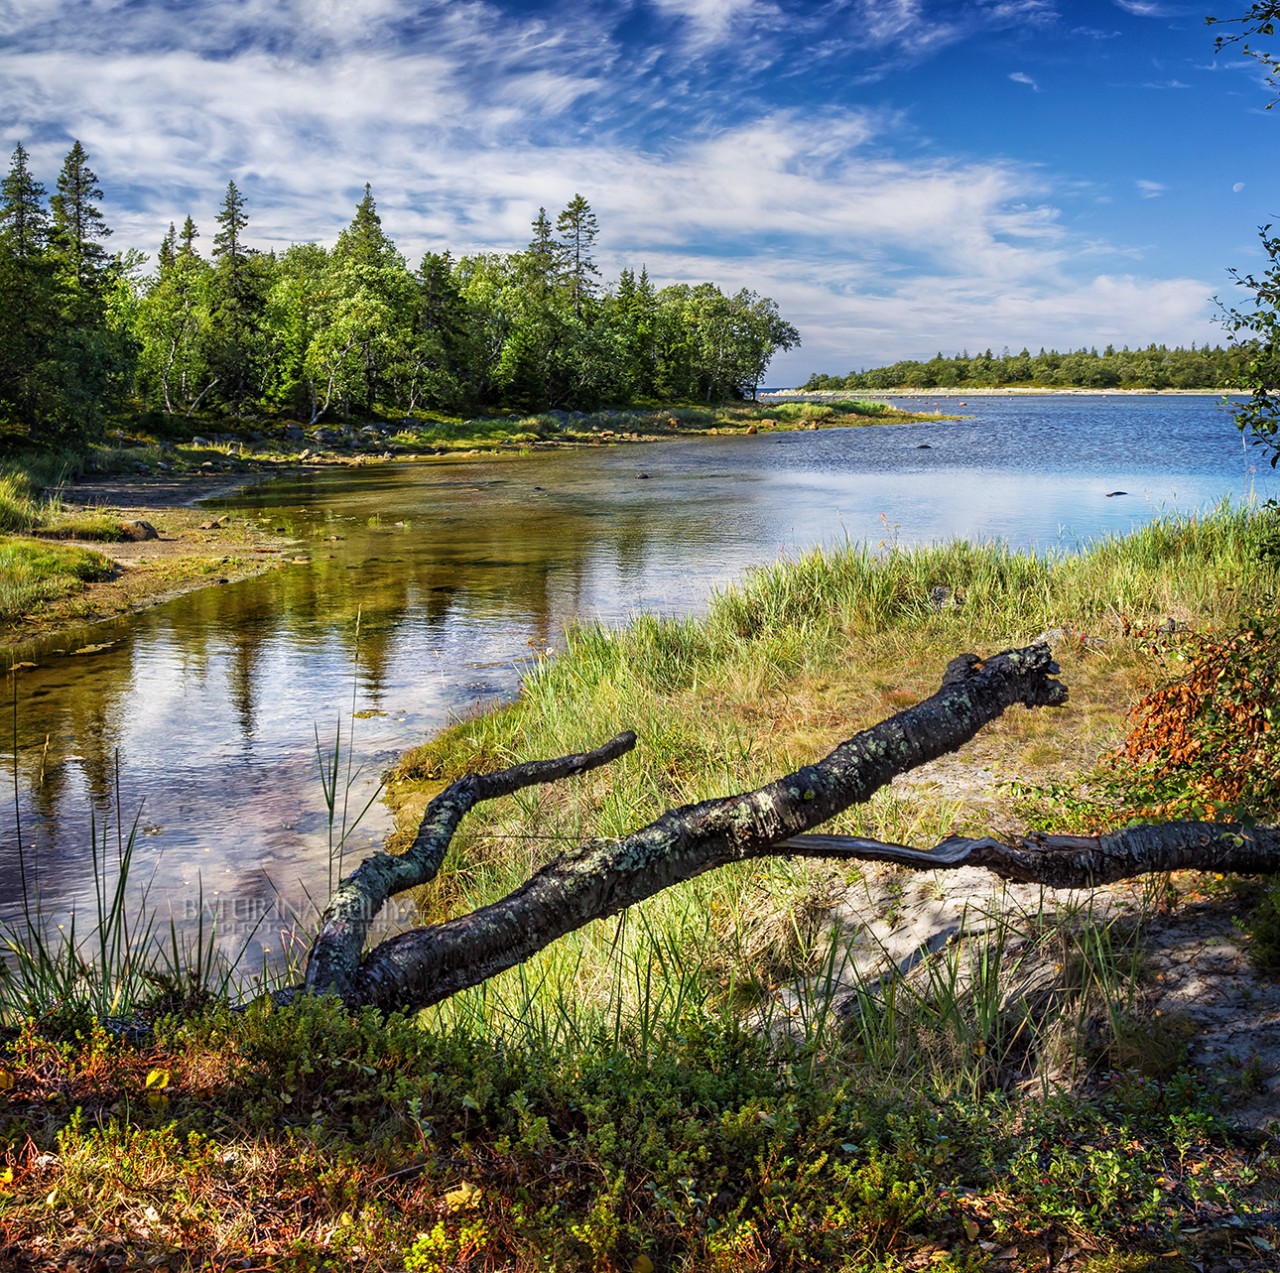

{"left": 4, "top": 505, "right": 1280, "bottom": 1269}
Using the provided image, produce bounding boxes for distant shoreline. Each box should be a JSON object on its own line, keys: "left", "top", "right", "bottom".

{"left": 762, "top": 386, "right": 1243, "bottom": 399}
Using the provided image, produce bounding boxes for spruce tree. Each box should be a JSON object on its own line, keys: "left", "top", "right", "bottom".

{"left": 333, "top": 183, "right": 399, "bottom": 270}
{"left": 0, "top": 142, "right": 50, "bottom": 260}
{"left": 403, "top": 250, "right": 468, "bottom": 410}
{"left": 0, "top": 143, "right": 56, "bottom": 439}
{"left": 524, "top": 208, "right": 564, "bottom": 297}
{"left": 555, "top": 193, "right": 600, "bottom": 317}
{"left": 49, "top": 140, "right": 111, "bottom": 299}
{"left": 321, "top": 183, "right": 413, "bottom": 414}
{"left": 208, "top": 180, "right": 267, "bottom": 415}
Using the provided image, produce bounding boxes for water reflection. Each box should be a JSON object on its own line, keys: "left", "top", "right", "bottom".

{"left": 1, "top": 396, "right": 1272, "bottom": 969}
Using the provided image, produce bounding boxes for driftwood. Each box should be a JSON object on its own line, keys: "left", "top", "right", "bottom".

{"left": 300, "top": 644, "right": 1280, "bottom": 1014}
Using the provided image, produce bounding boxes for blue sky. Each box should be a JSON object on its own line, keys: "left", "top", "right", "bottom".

{"left": 2, "top": 0, "right": 1277, "bottom": 384}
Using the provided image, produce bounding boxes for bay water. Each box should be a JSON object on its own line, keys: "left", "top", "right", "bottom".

{"left": 1, "top": 395, "right": 1270, "bottom": 971}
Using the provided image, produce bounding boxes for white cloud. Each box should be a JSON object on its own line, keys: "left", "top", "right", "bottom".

{"left": 1136, "top": 179, "right": 1165, "bottom": 198}
{"left": 1009, "top": 71, "right": 1038, "bottom": 90}
{"left": 0, "top": 0, "right": 1227, "bottom": 387}
{"left": 852, "top": 0, "right": 962, "bottom": 58}
{"left": 1111, "top": 0, "right": 1177, "bottom": 16}
{"left": 759, "top": 268, "right": 1215, "bottom": 383}
{"left": 649, "top": 0, "right": 772, "bottom": 46}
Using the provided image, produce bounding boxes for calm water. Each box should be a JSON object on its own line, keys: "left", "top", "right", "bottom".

{"left": 1, "top": 395, "right": 1271, "bottom": 966}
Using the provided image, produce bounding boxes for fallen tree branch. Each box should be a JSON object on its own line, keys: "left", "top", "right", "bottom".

{"left": 303, "top": 730, "right": 638, "bottom": 999}
{"left": 306, "top": 645, "right": 1071, "bottom": 1011}
{"left": 781, "top": 822, "right": 1280, "bottom": 887}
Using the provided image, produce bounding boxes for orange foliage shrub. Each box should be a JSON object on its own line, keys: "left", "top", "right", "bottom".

{"left": 1111, "top": 614, "right": 1280, "bottom": 823}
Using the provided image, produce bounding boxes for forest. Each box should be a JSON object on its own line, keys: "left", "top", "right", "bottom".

{"left": 803, "top": 343, "right": 1256, "bottom": 392}
{"left": 0, "top": 141, "right": 801, "bottom": 451}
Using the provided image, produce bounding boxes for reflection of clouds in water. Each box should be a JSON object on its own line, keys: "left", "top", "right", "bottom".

{"left": 765, "top": 468, "right": 1241, "bottom": 552}
{"left": 3, "top": 396, "right": 1273, "bottom": 971}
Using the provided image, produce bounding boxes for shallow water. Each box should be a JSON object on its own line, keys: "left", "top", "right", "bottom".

{"left": 1, "top": 395, "right": 1271, "bottom": 969}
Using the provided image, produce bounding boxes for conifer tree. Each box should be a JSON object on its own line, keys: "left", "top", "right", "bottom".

{"left": 333, "top": 183, "right": 400, "bottom": 270}
{"left": 399, "top": 250, "right": 468, "bottom": 410}
{"left": 208, "top": 180, "right": 268, "bottom": 415}
{"left": 0, "top": 142, "right": 50, "bottom": 261}
{"left": 0, "top": 143, "right": 56, "bottom": 438}
{"left": 49, "top": 140, "right": 111, "bottom": 300}
{"left": 523, "top": 207, "right": 563, "bottom": 298}
{"left": 555, "top": 193, "right": 599, "bottom": 317}
{"left": 313, "top": 183, "right": 413, "bottom": 416}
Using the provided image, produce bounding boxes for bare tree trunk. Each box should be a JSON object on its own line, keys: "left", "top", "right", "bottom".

{"left": 185, "top": 377, "right": 220, "bottom": 417}
{"left": 298, "top": 644, "right": 1280, "bottom": 1015}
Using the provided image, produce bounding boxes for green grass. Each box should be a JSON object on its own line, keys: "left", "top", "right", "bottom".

{"left": 384, "top": 503, "right": 1277, "bottom": 1071}
{"left": 3, "top": 504, "right": 1279, "bottom": 1269}
{"left": 0, "top": 469, "right": 43, "bottom": 533}
{"left": 380, "top": 400, "right": 932, "bottom": 453}
{"left": 33, "top": 513, "right": 130, "bottom": 542}
{"left": 760, "top": 398, "right": 903, "bottom": 422}
{"left": 0, "top": 538, "right": 115, "bottom": 621}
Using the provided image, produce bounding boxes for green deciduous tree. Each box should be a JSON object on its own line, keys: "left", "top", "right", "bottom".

{"left": 730, "top": 289, "right": 801, "bottom": 400}
{"left": 651, "top": 283, "right": 800, "bottom": 402}
{"left": 135, "top": 216, "right": 218, "bottom": 414}
{"left": 1209, "top": 5, "right": 1280, "bottom": 101}
{"left": 1220, "top": 225, "right": 1280, "bottom": 465}
{"left": 1212, "top": 8, "right": 1280, "bottom": 462}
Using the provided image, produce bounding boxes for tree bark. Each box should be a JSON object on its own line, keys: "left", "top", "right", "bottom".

{"left": 298, "top": 643, "right": 1280, "bottom": 1015}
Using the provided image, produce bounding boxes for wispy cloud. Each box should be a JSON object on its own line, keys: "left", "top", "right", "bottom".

{"left": 649, "top": 0, "right": 776, "bottom": 47}
{"left": 1136, "top": 179, "right": 1166, "bottom": 198}
{"left": 0, "top": 0, "right": 1228, "bottom": 380}
{"left": 842, "top": 0, "right": 1056, "bottom": 80}
{"left": 1111, "top": 0, "right": 1183, "bottom": 16}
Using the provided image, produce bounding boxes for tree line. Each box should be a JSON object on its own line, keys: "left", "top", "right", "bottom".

{"left": 0, "top": 142, "right": 800, "bottom": 449}
{"left": 804, "top": 344, "right": 1255, "bottom": 393}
